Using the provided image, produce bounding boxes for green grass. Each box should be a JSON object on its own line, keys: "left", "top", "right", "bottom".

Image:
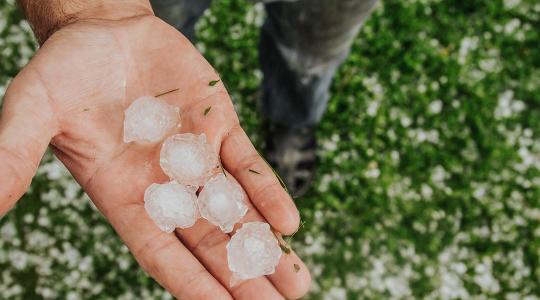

{"left": 1, "top": 0, "right": 539, "bottom": 299}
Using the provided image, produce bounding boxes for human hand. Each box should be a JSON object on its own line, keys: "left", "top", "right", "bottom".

{"left": 0, "top": 3, "right": 310, "bottom": 299}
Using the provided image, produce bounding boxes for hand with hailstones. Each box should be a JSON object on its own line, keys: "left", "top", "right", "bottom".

{"left": 0, "top": 8, "right": 310, "bottom": 300}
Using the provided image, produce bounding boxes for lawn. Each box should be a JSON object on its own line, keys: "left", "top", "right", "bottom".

{"left": 1, "top": 0, "right": 539, "bottom": 299}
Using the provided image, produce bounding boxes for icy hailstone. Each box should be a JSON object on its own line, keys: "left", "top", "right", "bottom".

{"left": 198, "top": 174, "right": 248, "bottom": 233}
{"left": 144, "top": 181, "right": 198, "bottom": 232}
{"left": 160, "top": 133, "right": 218, "bottom": 186}
{"left": 227, "top": 222, "right": 282, "bottom": 280}
{"left": 123, "top": 96, "right": 179, "bottom": 143}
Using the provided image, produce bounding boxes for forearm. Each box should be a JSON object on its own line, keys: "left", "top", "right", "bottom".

{"left": 17, "top": 0, "right": 153, "bottom": 45}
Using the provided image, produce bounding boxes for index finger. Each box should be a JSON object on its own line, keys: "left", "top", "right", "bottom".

{"left": 220, "top": 125, "right": 300, "bottom": 235}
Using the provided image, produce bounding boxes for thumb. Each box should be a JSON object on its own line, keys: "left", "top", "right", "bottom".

{"left": 0, "top": 69, "right": 57, "bottom": 216}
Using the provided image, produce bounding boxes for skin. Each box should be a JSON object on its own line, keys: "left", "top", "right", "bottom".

{"left": 0, "top": 2, "right": 311, "bottom": 299}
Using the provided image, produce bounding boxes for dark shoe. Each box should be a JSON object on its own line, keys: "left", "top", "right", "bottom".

{"left": 263, "top": 123, "right": 317, "bottom": 198}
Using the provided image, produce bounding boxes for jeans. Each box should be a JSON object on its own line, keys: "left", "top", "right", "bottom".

{"left": 151, "top": 0, "right": 378, "bottom": 128}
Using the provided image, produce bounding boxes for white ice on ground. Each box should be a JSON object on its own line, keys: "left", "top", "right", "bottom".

{"left": 144, "top": 181, "right": 198, "bottom": 232}
{"left": 227, "top": 222, "right": 282, "bottom": 280}
{"left": 123, "top": 96, "right": 180, "bottom": 143}
{"left": 160, "top": 133, "right": 218, "bottom": 186}
{"left": 198, "top": 173, "right": 248, "bottom": 233}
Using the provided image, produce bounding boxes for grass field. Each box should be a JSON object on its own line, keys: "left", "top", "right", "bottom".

{"left": 1, "top": 0, "right": 539, "bottom": 299}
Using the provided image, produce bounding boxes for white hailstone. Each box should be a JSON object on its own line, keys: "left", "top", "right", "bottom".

{"left": 123, "top": 96, "right": 180, "bottom": 143}
{"left": 198, "top": 173, "right": 248, "bottom": 233}
{"left": 144, "top": 181, "right": 198, "bottom": 232}
{"left": 227, "top": 222, "right": 282, "bottom": 280}
{"left": 160, "top": 133, "right": 218, "bottom": 186}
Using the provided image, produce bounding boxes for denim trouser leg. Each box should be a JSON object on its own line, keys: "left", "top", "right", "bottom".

{"left": 150, "top": 0, "right": 211, "bottom": 42}
{"left": 260, "top": 0, "right": 378, "bottom": 128}
{"left": 150, "top": 0, "right": 378, "bottom": 128}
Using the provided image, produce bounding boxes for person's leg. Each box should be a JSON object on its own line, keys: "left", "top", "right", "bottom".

{"left": 259, "top": 0, "right": 378, "bottom": 196}
{"left": 260, "top": 0, "right": 378, "bottom": 127}
{"left": 150, "top": 0, "right": 212, "bottom": 42}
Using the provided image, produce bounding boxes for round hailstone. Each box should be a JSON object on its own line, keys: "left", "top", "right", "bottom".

{"left": 227, "top": 222, "right": 282, "bottom": 280}
{"left": 198, "top": 173, "right": 248, "bottom": 233}
{"left": 144, "top": 181, "right": 198, "bottom": 232}
{"left": 160, "top": 133, "right": 218, "bottom": 186}
{"left": 123, "top": 96, "right": 180, "bottom": 143}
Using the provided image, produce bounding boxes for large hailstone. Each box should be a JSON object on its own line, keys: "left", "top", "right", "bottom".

{"left": 160, "top": 133, "right": 218, "bottom": 186}
{"left": 123, "top": 96, "right": 180, "bottom": 143}
{"left": 198, "top": 173, "right": 248, "bottom": 233}
{"left": 144, "top": 181, "right": 198, "bottom": 232}
{"left": 227, "top": 222, "right": 282, "bottom": 280}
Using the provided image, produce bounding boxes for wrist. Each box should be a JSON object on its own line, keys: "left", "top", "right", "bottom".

{"left": 18, "top": 0, "right": 153, "bottom": 45}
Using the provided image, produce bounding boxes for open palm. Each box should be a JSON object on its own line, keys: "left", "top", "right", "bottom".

{"left": 0, "top": 13, "right": 310, "bottom": 299}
